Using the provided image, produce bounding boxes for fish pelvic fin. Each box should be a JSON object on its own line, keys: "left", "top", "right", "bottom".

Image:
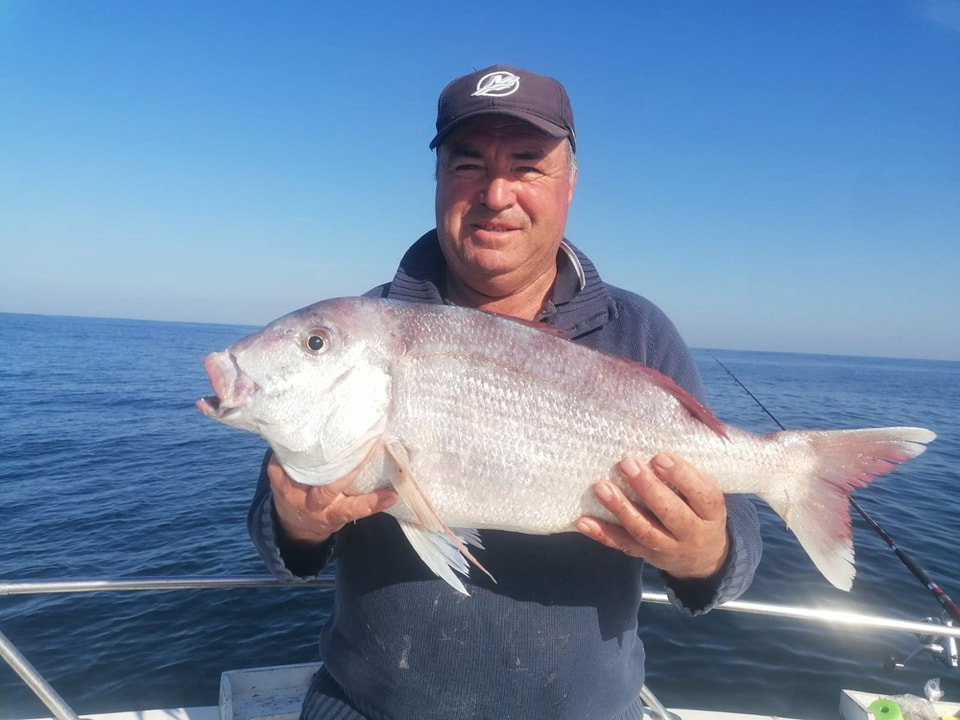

{"left": 385, "top": 439, "right": 495, "bottom": 594}
{"left": 396, "top": 521, "right": 490, "bottom": 596}
{"left": 761, "top": 426, "right": 936, "bottom": 591}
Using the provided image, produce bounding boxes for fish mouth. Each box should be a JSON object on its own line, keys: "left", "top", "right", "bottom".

{"left": 196, "top": 350, "right": 260, "bottom": 420}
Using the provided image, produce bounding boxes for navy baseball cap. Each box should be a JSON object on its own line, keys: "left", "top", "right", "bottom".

{"left": 429, "top": 65, "right": 576, "bottom": 152}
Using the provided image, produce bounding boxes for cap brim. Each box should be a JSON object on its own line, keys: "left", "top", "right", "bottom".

{"left": 429, "top": 109, "right": 573, "bottom": 150}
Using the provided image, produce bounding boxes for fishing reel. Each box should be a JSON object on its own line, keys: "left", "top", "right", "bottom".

{"left": 885, "top": 613, "right": 959, "bottom": 672}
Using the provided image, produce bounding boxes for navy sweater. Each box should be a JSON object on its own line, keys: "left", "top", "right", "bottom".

{"left": 248, "top": 231, "right": 762, "bottom": 720}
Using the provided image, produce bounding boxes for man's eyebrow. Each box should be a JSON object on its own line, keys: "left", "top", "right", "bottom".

{"left": 446, "top": 143, "right": 483, "bottom": 159}
{"left": 445, "top": 143, "right": 550, "bottom": 162}
{"left": 511, "top": 149, "right": 548, "bottom": 161}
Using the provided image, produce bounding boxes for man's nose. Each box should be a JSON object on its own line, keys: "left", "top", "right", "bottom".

{"left": 481, "top": 175, "right": 516, "bottom": 210}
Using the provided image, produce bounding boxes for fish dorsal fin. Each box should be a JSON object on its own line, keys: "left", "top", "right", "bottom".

{"left": 385, "top": 439, "right": 496, "bottom": 594}
{"left": 483, "top": 310, "right": 569, "bottom": 339}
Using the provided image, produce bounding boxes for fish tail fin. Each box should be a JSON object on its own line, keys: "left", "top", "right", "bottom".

{"left": 760, "top": 426, "right": 935, "bottom": 591}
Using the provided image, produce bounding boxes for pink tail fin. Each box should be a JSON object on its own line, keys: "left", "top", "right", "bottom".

{"left": 763, "top": 426, "right": 935, "bottom": 591}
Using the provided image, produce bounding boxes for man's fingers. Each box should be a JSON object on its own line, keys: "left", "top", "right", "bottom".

{"left": 304, "top": 485, "right": 398, "bottom": 520}
{"left": 578, "top": 454, "right": 731, "bottom": 578}
{"left": 615, "top": 455, "right": 724, "bottom": 538}
{"left": 267, "top": 452, "right": 398, "bottom": 543}
{"left": 266, "top": 455, "right": 292, "bottom": 486}
{"left": 578, "top": 478, "right": 673, "bottom": 560}
{"left": 647, "top": 453, "right": 726, "bottom": 521}
{"left": 576, "top": 516, "right": 648, "bottom": 557}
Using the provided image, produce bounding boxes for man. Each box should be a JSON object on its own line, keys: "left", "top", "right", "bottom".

{"left": 249, "top": 65, "right": 762, "bottom": 720}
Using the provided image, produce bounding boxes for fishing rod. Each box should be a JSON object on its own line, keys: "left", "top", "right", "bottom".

{"left": 712, "top": 356, "right": 960, "bottom": 626}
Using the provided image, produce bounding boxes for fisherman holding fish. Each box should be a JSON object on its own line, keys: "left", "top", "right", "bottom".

{"left": 247, "top": 65, "right": 763, "bottom": 719}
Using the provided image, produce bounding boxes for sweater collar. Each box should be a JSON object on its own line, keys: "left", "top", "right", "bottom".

{"left": 385, "top": 230, "right": 616, "bottom": 338}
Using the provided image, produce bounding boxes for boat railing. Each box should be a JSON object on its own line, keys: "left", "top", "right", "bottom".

{"left": 4, "top": 575, "right": 959, "bottom": 639}
{"left": 2, "top": 576, "right": 958, "bottom": 720}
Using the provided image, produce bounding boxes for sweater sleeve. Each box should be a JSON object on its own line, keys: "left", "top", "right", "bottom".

{"left": 660, "top": 494, "right": 761, "bottom": 615}
{"left": 247, "top": 449, "right": 336, "bottom": 581}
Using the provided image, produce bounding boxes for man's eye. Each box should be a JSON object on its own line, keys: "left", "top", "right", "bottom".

{"left": 515, "top": 166, "right": 544, "bottom": 178}
{"left": 450, "top": 164, "right": 486, "bottom": 179}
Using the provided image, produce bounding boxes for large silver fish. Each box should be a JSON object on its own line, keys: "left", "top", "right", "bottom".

{"left": 197, "top": 297, "right": 935, "bottom": 594}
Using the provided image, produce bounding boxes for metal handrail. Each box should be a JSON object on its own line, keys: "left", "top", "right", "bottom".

{"left": 3, "top": 575, "right": 958, "bottom": 638}
{"left": 0, "top": 575, "right": 333, "bottom": 596}
{"left": 702, "top": 596, "right": 960, "bottom": 639}
{"left": 0, "top": 629, "right": 81, "bottom": 720}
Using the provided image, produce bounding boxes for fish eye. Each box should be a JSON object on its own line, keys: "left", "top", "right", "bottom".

{"left": 304, "top": 329, "right": 331, "bottom": 354}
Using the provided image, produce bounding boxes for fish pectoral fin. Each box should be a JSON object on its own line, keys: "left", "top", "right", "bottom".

{"left": 385, "top": 439, "right": 495, "bottom": 591}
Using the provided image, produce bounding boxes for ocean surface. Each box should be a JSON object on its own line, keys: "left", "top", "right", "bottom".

{"left": 1, "top": 312, "right": 958, "bottom": 719}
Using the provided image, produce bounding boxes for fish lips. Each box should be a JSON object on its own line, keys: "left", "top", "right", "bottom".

{"left": 196, "top": 350, "right": 261, "bottom": 421}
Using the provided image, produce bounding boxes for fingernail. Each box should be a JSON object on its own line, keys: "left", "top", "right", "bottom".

{"left": 576, "top": 519, "right": 597, "bottom": 534}
{"left": 653, "top": 453, "right": 674, "bottom": 470}
{"left": 595, "top": 482, "right": 615, "bottom": 501}
{"left": 619, "top": 457, "right": 642, "bottom": 477}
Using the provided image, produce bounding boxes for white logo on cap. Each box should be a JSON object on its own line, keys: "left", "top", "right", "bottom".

{"left": 471, "top": 71, "right": 520, "bottom": 97}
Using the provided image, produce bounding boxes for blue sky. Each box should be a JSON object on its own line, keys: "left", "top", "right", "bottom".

{"left": 1, "top": 1, "right": 958, "bottom": 360}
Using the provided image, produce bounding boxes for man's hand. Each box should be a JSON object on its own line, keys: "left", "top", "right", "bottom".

{"left": 575, "top": 453, "right": 729, "bottom": 579}
{"left": 268, "top": 455, "right": 398, "bottom": 544}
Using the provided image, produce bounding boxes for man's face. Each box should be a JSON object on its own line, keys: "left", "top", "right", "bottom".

{"left": 435, "top": 116, "right": 577, "bottom": 301}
